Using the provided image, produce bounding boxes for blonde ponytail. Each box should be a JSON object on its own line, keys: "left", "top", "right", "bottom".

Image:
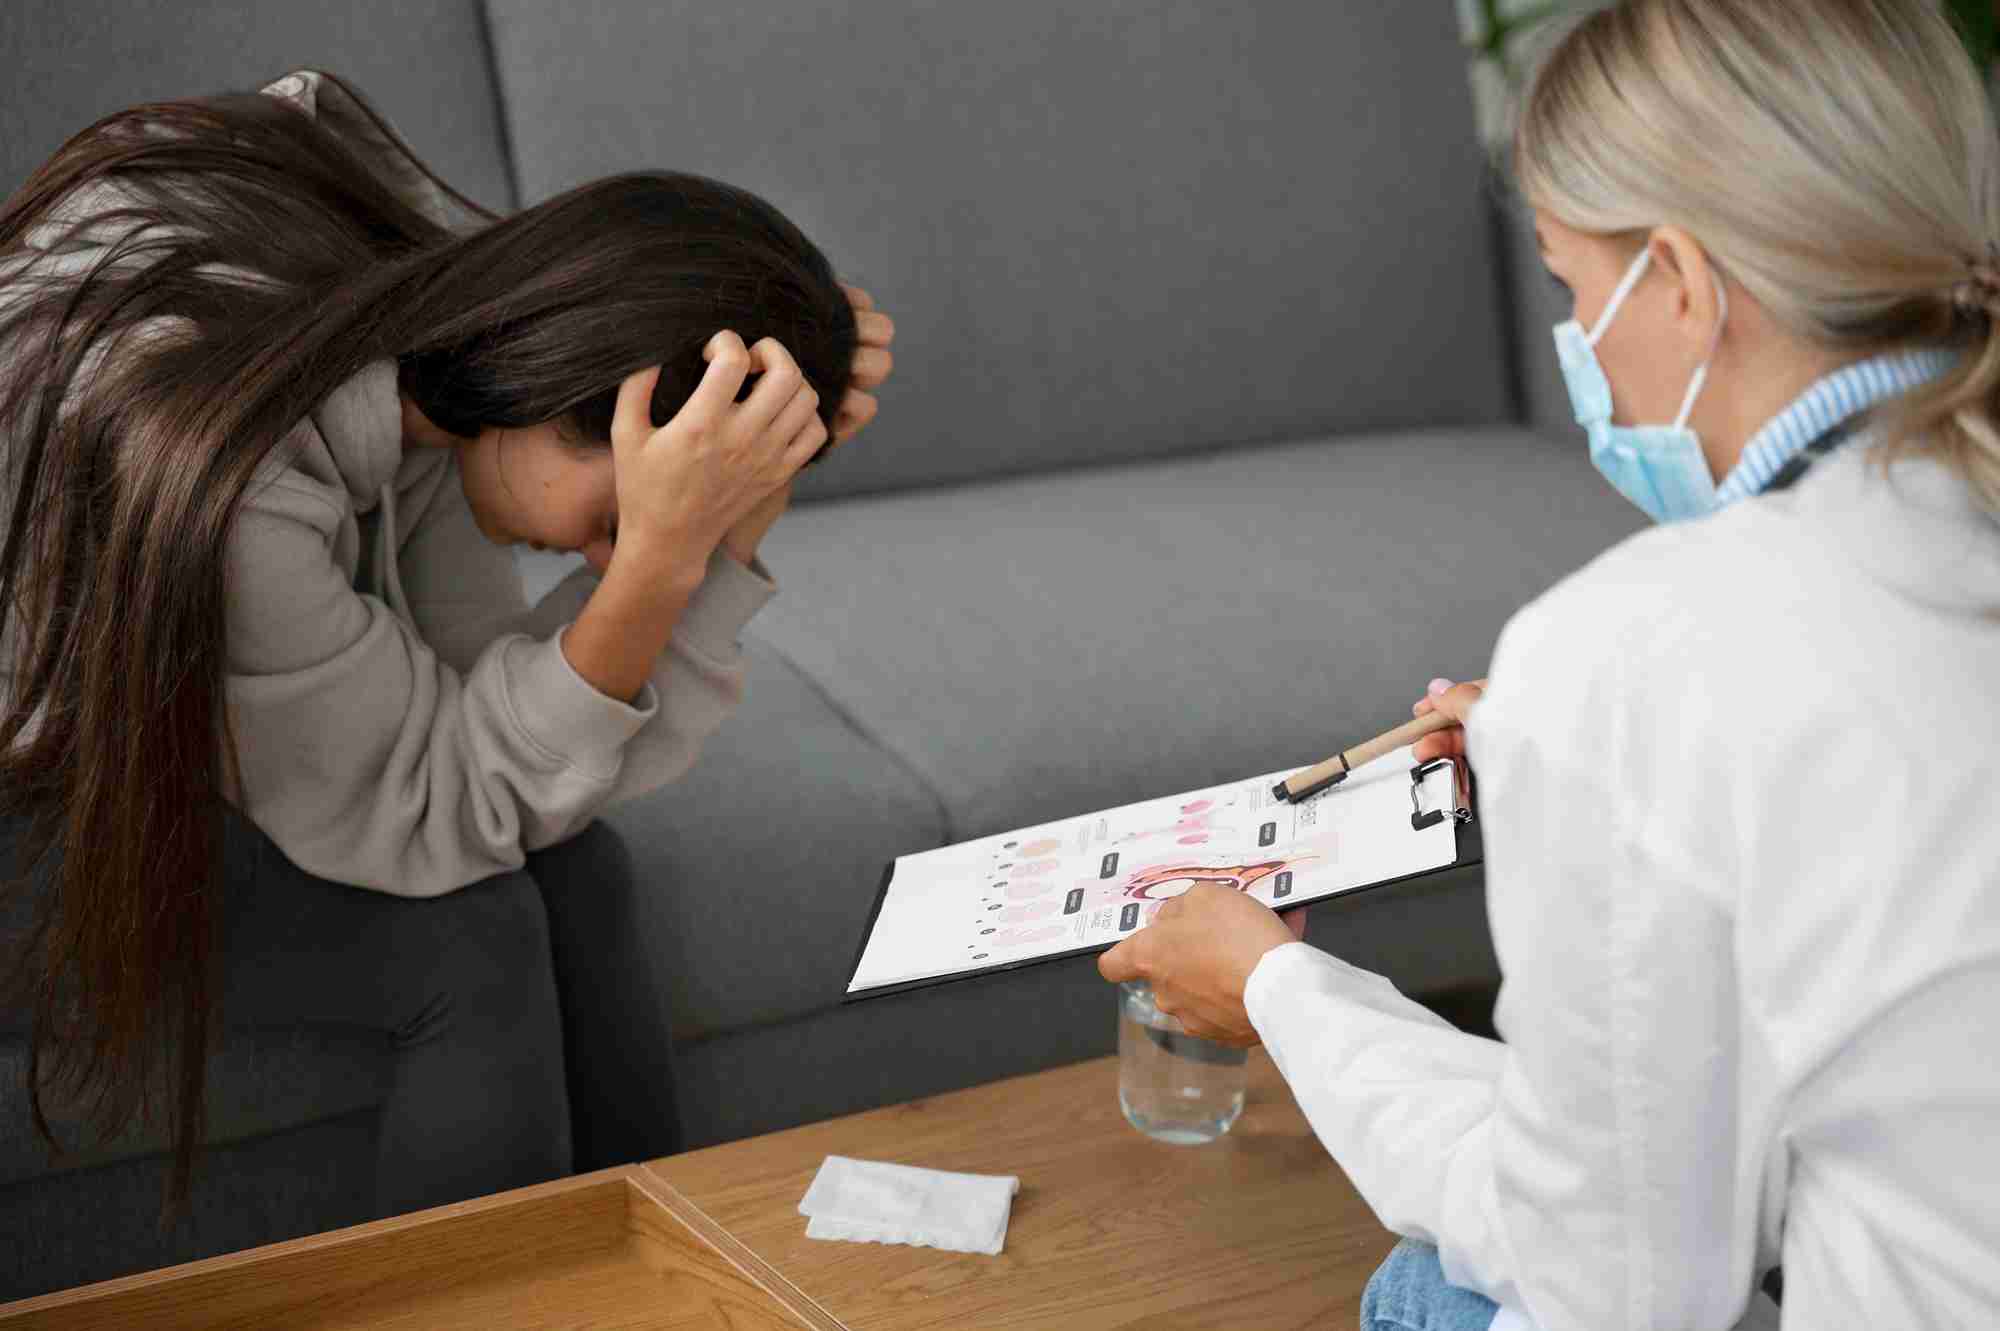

{"left": 1513, "top": 0, "right": 2000, "bottom": 516}
{"left": 1877, "top": 264, "right": 2000, "bottom": 514}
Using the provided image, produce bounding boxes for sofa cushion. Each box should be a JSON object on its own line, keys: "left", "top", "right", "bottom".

{"left": 575, "top": 637, "right": 948, "bottom": 1041}
{"left": 750, "top": 426, "right": 1643, "bottom": 842}
{"left": 483, "top": 0, "right": 1514, "bottom": 500}
{"left": 0, "top": 0, "right": 515, "bottom": 211}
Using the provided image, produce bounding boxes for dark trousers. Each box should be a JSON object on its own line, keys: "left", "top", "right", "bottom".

{"left": 524, "top": 819, "right": 688, "bottom": 1171}
{"left": 1, "top": 806, "right": 574, "bottom": 1225}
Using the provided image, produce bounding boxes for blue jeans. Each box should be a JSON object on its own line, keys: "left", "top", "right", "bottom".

{"left": 1362, "top": 1238, "right": 1502, "bottom": 1331}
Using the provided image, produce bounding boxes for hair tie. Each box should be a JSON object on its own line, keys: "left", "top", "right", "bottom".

{"left": 1950, "top": 240, "right": 2000, "bottom": 317}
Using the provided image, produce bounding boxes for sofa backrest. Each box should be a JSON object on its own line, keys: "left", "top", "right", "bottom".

{"left": 5, "top": 3, "right": 1520, "bottom": 504}
{"left": 0, "top": 0, "right": 516, "bottom": 215}
{"left": 484, "top": 1, "right": 1517, "bottom": 501}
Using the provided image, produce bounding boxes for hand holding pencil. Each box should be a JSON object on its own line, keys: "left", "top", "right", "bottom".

{"left": 1272, "top": 676, "right": 1488, "bottom": 803}
{"left": 1410, "top": 676, "right": 1486, "bottom": 762}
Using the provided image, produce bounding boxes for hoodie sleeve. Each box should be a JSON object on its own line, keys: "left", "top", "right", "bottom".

{"left": 222, "top": 438, "right": 768, "bottom": 897}
{"left": 392, "top": 446, "right": 777, "bottom": 817}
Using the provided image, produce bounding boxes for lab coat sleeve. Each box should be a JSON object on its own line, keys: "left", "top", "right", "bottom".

{"left": 1247, "top": 585, "right": 1759, "bottom": 1331}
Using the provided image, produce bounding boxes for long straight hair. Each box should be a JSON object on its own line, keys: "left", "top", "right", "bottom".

{"left": 0, "top": 71, "right": 855, "bottom": 1212}
{"left": 1513, "top": 0, "right": 2000, "bottom": 515}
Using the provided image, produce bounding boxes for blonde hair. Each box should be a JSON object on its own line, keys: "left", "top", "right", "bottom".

{"left": 1514, "top": 0, "right": 2000, "bottom": 514}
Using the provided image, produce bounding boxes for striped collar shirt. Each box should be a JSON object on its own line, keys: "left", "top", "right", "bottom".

{"left": 1714, "top": 346, "right": 1960, "bottom": 504}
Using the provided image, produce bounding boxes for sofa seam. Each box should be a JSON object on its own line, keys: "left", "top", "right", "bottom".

{"left": 750, "top": 636, "right": 956, "bottom": 848}
{"left": 473, "top": 0, "right": 525, "bottom": 210}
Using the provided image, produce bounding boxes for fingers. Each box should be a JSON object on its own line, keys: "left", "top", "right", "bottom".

{"left": 681, "top": 330, "right": 753, "bottom": 424}
{"left": 767, "top": 379, "right": 824, "bottom": 451}
{"left": 782, "top": 413, "right": 831, "bottom": 470}
{"left": 1411, "top": 730, "right": 1469, "bottom": 764}
{"left": 854, "top": 309, "right": 895, "bottom": 348}
{"left": 832, "top": 389, "right": 878, "bottom": 445}
{"left": 1098, "top": 937, "right": 1142, "bottom": 984}
{"left": 1413, "top": 678, "right": 1462, "bottom": 758}
{"left": 740, "top": 337, "right": 813, "bottom": 435}
{"left": 850, "top": 345, "right": 894, "bottom": 390}
{"left": 1411, "top": 677, "right": 1486, "bottom": 761}
{"left": 839, "top": 281, "right": 874, "bottom": 312}
{"left": 612, "top": 364, "right": 665, "bottom": 448}
{"left": 1432, "top": 680, "right": 1487, "bottom": 723}
{"left": 1181, "top": 1014, "right": 1254, "bottom": 1047}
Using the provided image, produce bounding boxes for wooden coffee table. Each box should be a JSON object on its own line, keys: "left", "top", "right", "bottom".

{"left": 1, "top": 1049, "right": 1394, "bottom": 1329}
{"left": 645, "top": 1048, "right": 1396, "bottom": 1330}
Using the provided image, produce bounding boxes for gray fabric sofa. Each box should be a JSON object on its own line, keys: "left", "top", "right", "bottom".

{"left": 0, "top": 0, "right": 1637, "bottom": 1297}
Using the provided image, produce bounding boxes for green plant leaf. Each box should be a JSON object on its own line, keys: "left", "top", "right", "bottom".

{"left": 1944, "top": 0, "right": 1998, "bottom": 75}
{"left": 1467, "top": 0, "right": 1564, "bottom": 80}
{"left": 1474, "top": 1, "right": 1995, "bottom": 78}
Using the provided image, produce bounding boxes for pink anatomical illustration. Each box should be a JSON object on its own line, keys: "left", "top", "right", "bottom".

{"left": 1020, "top": 838, "right": 1063, "bottom": 857}
{"left": 996, "top": 901, "right": 1058, "bottom": 924}
{"left": 1118, "top": 853, "right": 1321, "bottom": 901}
{"left": 1113, "top": 797, "right": 1252, "bottom": 849}
{"left": 984, "top": 923, "right": 1068, "bottom": 949}
{"left": 1009, "top": 858, "right": 1061, "bottom": 878}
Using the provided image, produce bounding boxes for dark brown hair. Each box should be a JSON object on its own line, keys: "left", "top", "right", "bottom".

{"left": 0, "top": 71, "right": 854, "bottom": 1213}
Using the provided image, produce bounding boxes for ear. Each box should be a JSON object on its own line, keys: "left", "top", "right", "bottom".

{"left": 1647, "top": 225, "right": 1726, "bottom": 355}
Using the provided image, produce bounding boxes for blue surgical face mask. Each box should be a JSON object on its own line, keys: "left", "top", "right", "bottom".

{"left": 1554, "top": 248, "right": 1729, "bottom": 524}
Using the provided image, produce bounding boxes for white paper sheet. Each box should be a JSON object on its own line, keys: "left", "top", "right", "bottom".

{"left": 847, "top": 747, "right": 1460, "bottom": 995}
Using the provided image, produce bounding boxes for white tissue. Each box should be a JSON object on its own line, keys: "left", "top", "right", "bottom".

{"left": 798, "top": 1155, "right": 1021, "bottom": 1255}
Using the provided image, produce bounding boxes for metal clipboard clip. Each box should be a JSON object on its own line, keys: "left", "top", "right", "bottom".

{"left": 1409, "top": 757, "right": 1474, "bottom": 831}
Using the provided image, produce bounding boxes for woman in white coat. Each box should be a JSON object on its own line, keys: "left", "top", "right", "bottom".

{"left": 1100, "top": 1, "right": 2000, "bottom": 1327}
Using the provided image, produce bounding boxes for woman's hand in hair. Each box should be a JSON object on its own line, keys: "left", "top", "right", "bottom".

{"left": 609, "top": 331, "right": 827, "bottom": 572}
{"left": 719, "top": 482, "right": 792, "bottom": 567}
{"left": 561, "top": 336, "right": 821, "bottom": 702}
{"left": 832, "top": 282, "right": 894, "bottom": 448}
{"left": 1410, "top": 677, "right": 1487, "bottom": 763}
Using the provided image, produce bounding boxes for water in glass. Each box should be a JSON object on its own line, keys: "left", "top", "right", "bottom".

{"left": 1117, "top": 980, "right": 1247, "bottom": 1145}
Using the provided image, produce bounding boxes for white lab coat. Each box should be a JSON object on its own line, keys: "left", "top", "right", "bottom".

{"left": 1247, "top": 440, "right": 2000, "bottom": 1330}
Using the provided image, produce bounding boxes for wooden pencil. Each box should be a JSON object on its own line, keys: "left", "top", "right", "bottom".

{"left": 1271, "top": 708, "right": 1457, "bottom": 803}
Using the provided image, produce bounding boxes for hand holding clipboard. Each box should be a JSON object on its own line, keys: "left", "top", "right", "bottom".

{"left": 848, "top": 677, "right": 1489, "bottom": 1001}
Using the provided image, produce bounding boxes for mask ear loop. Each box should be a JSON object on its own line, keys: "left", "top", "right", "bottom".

{"left": 1671, "top": 270, "right": 1730, "bottom": 430}
{"left": 1587, "top": 247, "right": 1655, "bottom": 346}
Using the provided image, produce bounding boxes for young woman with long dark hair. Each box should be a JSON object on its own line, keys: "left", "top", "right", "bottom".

{"left": 0, "top": 69, "right": 893, "bottom": 1216}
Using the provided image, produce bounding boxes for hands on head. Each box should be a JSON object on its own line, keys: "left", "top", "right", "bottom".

{"left": 834, "top": 282, "right": 894, "bottom": 446}
{"left": 598, "top": 282, "right": 894, "bottom": 573}
{"left": 600, "top": 330, "right": 823, "bottom": 572}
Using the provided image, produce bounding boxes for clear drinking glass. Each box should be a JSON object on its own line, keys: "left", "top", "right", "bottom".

{"left": 1117, "top": 980, "right": 1248, "bottom": 1144}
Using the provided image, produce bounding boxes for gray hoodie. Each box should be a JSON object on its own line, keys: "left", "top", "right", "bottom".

{"left": 1, "top": 70, "right": 777, "bottom": 897}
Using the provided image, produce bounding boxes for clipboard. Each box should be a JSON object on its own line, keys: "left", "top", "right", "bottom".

{"left": 843, "top": 753, "right": 1483, "bottom": 1003}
